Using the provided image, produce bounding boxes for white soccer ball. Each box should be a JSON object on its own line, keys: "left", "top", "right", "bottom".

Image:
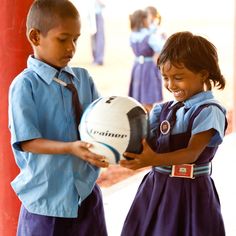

{"left": 79, "top": 96, "right": 148, "bottom": 164}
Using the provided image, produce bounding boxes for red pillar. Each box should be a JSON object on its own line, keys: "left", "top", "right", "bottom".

{"left": 233, "top": 0, "right": 236, "bottom": 132}
{"left": 0, "top": 1, "right": 32, "bottom": 235}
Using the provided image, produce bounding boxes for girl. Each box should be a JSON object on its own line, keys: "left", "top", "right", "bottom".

{"left": 120, "top": 31, "right": 227, "bottom": 236}
{"left": 128, "top": 10, "right": 165, "bottom": 112}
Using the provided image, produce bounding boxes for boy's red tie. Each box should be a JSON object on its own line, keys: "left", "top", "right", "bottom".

{"left": 65, "top": 82, "right": 83, "bottom": 128}
{"left": 53, "top": 77, "right": 82, "bottom": 138}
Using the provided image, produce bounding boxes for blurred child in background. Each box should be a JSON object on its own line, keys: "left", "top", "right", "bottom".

{"left": 88, "top": 0, "right": 106, "bottom": 65}
{"left": 128, "top": 9, "right": 165, "bottom": 112}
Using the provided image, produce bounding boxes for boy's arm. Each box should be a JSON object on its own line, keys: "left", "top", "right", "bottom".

{"left": 21, "top": 138, "right": 109, "bottom": 168}
{"left": 120, "top": 129, "right": 215, "bottom": 170}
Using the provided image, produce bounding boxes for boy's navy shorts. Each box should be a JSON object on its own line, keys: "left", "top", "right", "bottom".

{"left": 17, "top": 184, "right": 107, "bottom": 236}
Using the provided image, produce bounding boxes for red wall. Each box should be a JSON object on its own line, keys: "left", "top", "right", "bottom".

{"left": 0, "top": 1, "right": 32, "bottom": 235}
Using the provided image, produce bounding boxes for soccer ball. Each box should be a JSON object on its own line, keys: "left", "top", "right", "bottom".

{"left": 79, "top": 96, "right": 148, "bottom": 164}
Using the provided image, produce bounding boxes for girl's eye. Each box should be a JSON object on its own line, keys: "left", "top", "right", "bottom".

{"left": 58, "top": 38, "right": 67, "bottom": 42}
{"left": 174, "top": 77, "right": 182, "bottom": 80}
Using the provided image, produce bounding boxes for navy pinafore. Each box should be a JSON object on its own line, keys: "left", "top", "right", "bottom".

{"left": 121, "top": 102, "right": 226, "bottom": 236}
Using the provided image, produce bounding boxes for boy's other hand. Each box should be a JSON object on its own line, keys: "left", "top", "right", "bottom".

{"left": 69, "top": 141, "right": 109, "bottom": 168}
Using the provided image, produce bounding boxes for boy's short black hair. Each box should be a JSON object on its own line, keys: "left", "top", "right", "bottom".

{"left": 26, "top": 0, "right": 80, "bottom": 36}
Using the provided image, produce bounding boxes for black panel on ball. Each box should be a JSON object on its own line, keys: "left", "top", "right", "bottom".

{"left": 125, "top": 106, "right": 148, "bottom": 157}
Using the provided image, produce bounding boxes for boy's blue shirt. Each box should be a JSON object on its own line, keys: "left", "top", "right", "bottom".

{"left": 8, "top": 56, "right": 100, "bottom": 217}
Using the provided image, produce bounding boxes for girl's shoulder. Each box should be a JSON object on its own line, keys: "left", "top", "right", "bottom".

{"left": 184, "top": 91, "right": 226, "bottom": 115}
{"left": 151, "top": 101, "right": 175, "bottom": 114}
{"left": 189, "top": 100, "right": 226, "bottom": 119}
{"left": 190, "top": 102, "right": 227, "bottom": 146}
{"left": 149, "top": 101, "right": 173, "bottom": 124}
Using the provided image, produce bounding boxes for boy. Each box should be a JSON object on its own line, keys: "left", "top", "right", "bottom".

{"left": 8, "top": 0, "right": 108, "bottom": 235}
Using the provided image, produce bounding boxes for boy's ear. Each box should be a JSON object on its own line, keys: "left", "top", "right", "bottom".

{"left": 28, "top": 28, "right": 40, "bottom": 46}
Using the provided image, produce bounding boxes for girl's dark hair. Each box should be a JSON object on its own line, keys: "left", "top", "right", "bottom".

{"left": 26, "top": 0, "right": 80, "bottom": 36}
{"left": 129, "top": 10, "right": 147, "bottom": 31}
{"left": 157, "top": 31, "right": 225, "bottom": 90}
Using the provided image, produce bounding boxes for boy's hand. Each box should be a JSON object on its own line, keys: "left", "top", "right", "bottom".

{"left": 69, "top": 141, "right": 109, "bottom": 168}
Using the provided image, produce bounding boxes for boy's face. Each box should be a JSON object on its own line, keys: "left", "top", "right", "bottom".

{"left": 29, "top": 17, "right": 81, "bottom": 68}
{"left": 160, "top": 61, "right": 208, "bottom": 102}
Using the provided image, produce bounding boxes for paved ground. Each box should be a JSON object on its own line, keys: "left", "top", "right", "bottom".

{"left": 102, "top": 132, "right": 236, "bottom": 236}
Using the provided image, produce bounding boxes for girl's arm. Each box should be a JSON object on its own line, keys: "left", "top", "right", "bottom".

{"left": 120, "top": 129, "right": 215, "bottom": 170}
{"left": 21, "top": 138, "right": 109, "bottom": 168}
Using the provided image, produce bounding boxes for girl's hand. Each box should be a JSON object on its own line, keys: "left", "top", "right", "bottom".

{"left": 120, "top": 139, "right": 156, "bottom": 170}
{"left": 69, "top": 141, "right": 109, "bottom": 168}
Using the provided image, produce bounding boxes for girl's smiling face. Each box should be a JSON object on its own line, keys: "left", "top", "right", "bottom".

{"left": 160, "top": 61, "right": 208, "bottom": 102}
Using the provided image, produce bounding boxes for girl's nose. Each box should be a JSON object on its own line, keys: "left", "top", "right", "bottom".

{"left": 168, "top": 80, "right": 176, "bottom": 90}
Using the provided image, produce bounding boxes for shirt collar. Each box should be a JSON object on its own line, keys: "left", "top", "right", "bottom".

{"left": 170, "top": 91, "right": 215, "bottom": 109}
{"left": 27, "top": 55, "right": 77, "bottom": 84}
